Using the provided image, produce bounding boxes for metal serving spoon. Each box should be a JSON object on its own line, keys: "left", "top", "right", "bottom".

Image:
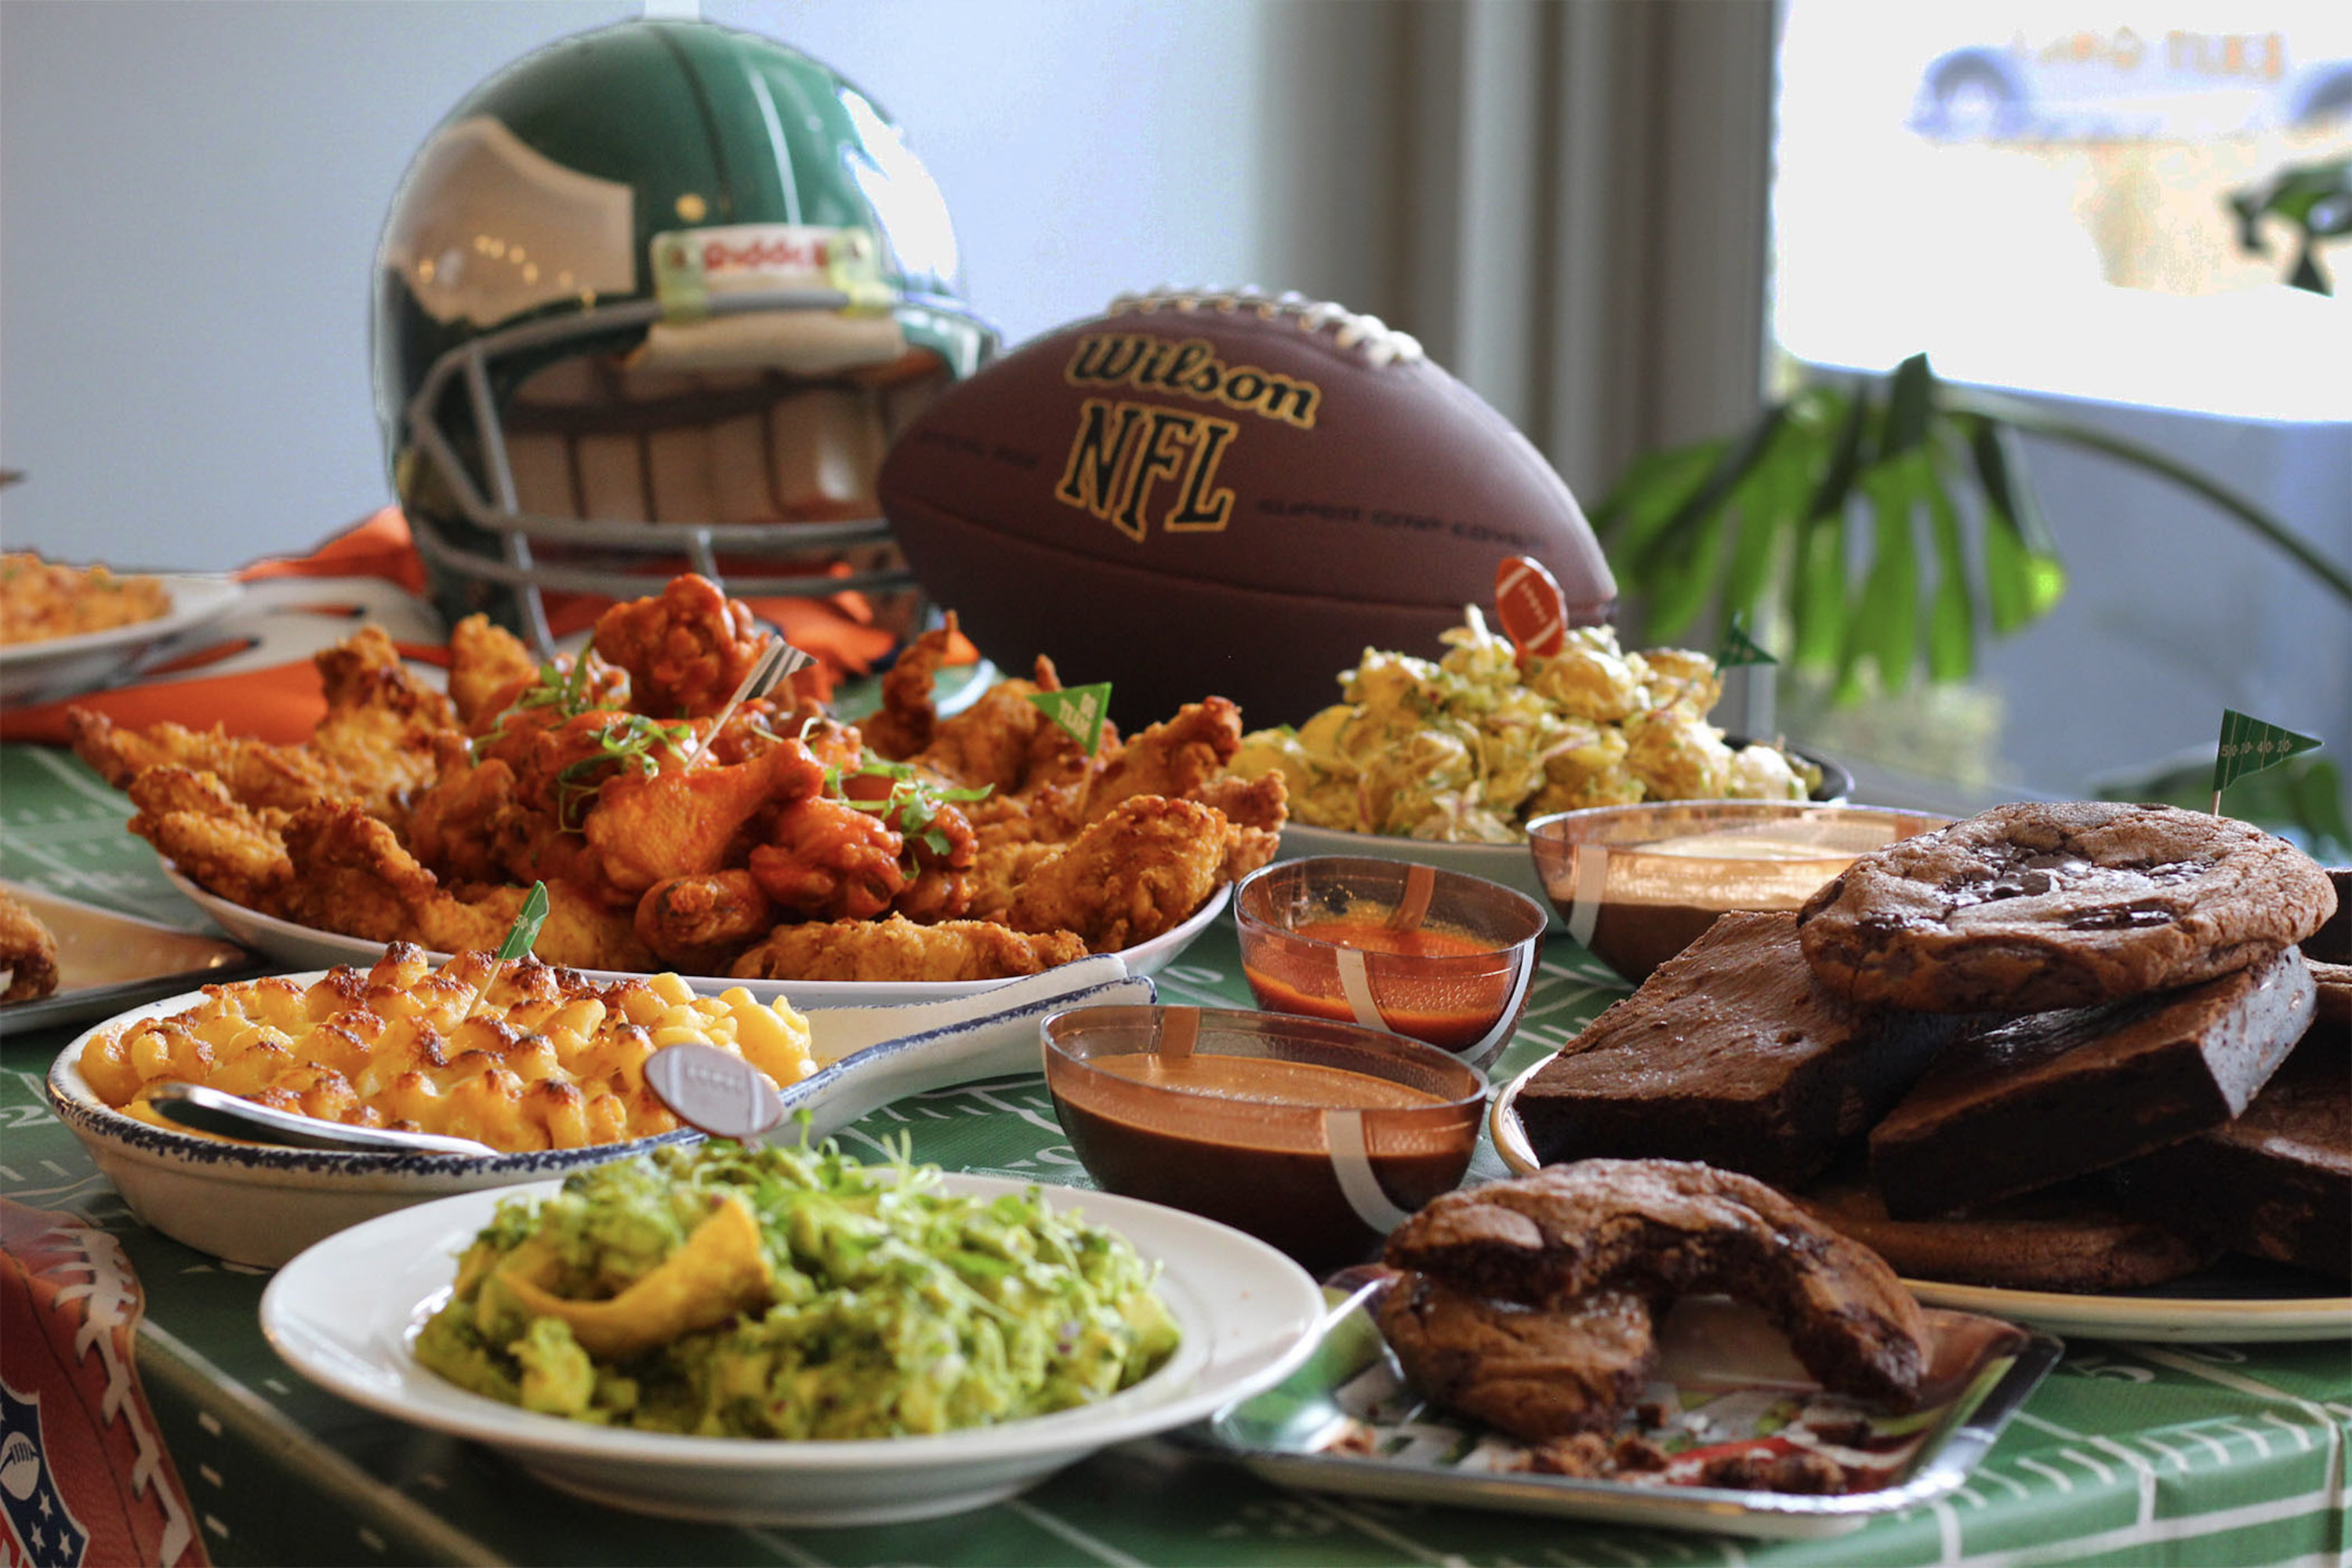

{"left": 647, "top": 958, "right": 1156, "bottom": 1142}
{"left": 145, "top": 1083, "right": 502, "bottom": 1157}
{"left": 140, "top": 955, "right": 1150, "bottom": 1157}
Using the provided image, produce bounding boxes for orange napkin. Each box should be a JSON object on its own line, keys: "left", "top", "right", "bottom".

{"left": 2, "top": 510, "right": 942, "bottom": 746}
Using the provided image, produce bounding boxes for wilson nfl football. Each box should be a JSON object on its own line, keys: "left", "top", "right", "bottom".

{"left": 877, "top": 288, "right": 1615, "bottom": 728}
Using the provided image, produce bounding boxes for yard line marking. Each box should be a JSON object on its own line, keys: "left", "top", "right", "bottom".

{"left": 23, "top": 746, "right": 134, "bottom": 810}
{"left": 1299, "top": 1495, "right": 1465, "bottom": 1567}
{"left": 742, "top": 1530, "right": 836, "bottom": 1567}
{"left": 2014, "top": 1457, "right": 2073, "bottom": 1493}
{"left": 2089, "top": 1436, "right": 2158, "bottom": 1526}
{"left": 961, "top": 1083, "right": 1065, "bottom": 1135}
{"left": 1976, "top": 1466, "right": 2032, "bottom": 1502}
{"left": 2056, "top": 1446, "right": 2114, "bottom": 1486}
{"left": 1003, "top": 1500, "right": 1152, "bottom": 1568}
{"left": 2262, "top": 1412, "right": 2315, "bottom": 1451}
{"left": 1931, "top": 1497, "right": 1963, "bottom": 1561}
{"left": 2217, "top": 1421, "right": 2273, "bottom": 1458}
{"left": 1940, "top": 1491, "right": 2347, "bottom": 1566}
{"left": 2183, "top": 1426, "right": 2236, "bottom": 1467}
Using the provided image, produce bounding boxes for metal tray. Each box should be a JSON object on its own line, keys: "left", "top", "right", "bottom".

{"left": 1183, "top": 1284, "right": 2060, "bottom": 1541}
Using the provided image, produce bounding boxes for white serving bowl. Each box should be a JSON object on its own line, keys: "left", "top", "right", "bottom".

{"left": 45, "top": 989, "right": 695, "bottom": 1268}
{"left": 45, "top": 959, "right": 1156, "bottom": 1268}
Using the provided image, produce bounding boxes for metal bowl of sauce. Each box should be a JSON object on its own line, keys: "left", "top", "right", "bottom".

{"left": 1526, "top": 801, "right": 1954, "bottom": 984}
{"left": 1234, "top": 856, "right": 1547, "bottom": 1070}
{"left": 1040, "top": 1005, "right": 1487, "bottom": 1276}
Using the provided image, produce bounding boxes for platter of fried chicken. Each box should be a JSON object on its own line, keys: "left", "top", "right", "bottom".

{"left": 68, "top": 575, "right": 1287, "bottom": 1004}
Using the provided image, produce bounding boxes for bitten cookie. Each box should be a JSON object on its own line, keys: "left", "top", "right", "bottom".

{"left": 1795, "top": 801, "right": 2336, "bottom": 1013}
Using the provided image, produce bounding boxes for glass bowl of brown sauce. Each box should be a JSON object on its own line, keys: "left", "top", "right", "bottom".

{"left": 1526, "top": 801, "right": 1954, "bottom": 984}
{"left": 1040, "top": 1005, "right": 1488, "bottom": 1276}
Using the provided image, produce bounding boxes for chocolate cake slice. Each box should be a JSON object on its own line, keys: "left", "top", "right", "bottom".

{"left": 2110, "top": 1030, "right": 2350, "bottom": 1279}
{"left": 1868, "top": 946, "right": 2316, "bottom": 1218}
{"left": 1514, "top": 910, "right": 1958, "bottom": 1186}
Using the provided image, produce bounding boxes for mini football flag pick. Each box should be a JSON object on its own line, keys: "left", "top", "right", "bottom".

{"left": 1028, "top": 683, "right": 1112, "bottom": 756}
{"left": 2211, "top": 709, "right": 2322, "bottom": 815}
{"left": 1494, "top": 556, "right": 1569, "bottom": 658}
{"left": 1718, "top": 612, "right": 1777, "bottom": 670}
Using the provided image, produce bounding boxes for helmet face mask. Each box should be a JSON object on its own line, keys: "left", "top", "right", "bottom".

{"left": 372, "top": 20, "right": 994, "bottom": 645}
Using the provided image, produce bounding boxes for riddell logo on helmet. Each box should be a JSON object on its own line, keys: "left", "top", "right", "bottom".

{"left": 701, "top": 233, "right": 829, "bottom": 277}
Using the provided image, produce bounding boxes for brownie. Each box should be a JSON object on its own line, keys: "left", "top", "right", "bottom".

{"left": 2307, "top": 960, "right": 2350, "bottom": 1026}
{"left": 1796, "top": 1170, "right": 2217, "bottom": 1293}
{"left": 1796, "top": 802, "right": 2336, "bottom": 1013}
{"left": 2110, "top": 1030, "right": 2350, "bottom": 1279}
{"left": 1385, "top": 1159, "right": 1932, "bottom": 1410}
{"left": 2303, "top": 868, "right": 2351, "bottom": 964}
{"left": 1514, "top": 910, "right": 1959, "bottom": 1187}
{"left": 1375, "top": 1276, "right": 1657, "bottom": 1441}
{"left": 1867, "top": 946, "right": 2317, "bottom": 1218}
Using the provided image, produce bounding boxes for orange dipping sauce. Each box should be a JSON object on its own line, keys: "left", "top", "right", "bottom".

{"left": 1242, "top": 917, "right": 1513, "bottom": 1053}
{"left": 1290, "top": 918, "right": 1493, "bottom": 960}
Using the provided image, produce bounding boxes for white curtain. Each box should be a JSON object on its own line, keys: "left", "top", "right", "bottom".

{"left": 1251, "top": 0, "right": 1780, "bottom": 505}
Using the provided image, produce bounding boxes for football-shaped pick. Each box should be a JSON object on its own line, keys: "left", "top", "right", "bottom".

{"left": 877, "top": 288, "right": 1615, "bottom": 728}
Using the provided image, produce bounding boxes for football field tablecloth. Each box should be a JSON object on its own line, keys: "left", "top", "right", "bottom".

{"left": 2, "top": 745, "right": 2346, "bottom": 1568}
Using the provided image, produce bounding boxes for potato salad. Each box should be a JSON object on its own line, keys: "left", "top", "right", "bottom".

{"left": 1229, "top": 608, "right": 1819, "bottom": 844}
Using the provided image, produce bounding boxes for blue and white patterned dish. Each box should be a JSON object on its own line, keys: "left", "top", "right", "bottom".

{"left": 46, "top": 960, "right": 1155, "bottom": 1267}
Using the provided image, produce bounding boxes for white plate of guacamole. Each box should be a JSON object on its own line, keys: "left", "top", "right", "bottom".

{"left": 260, "top": 1159, "right": 1327, "bottom": 1526}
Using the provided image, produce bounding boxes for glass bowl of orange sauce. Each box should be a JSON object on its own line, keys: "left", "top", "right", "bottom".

{"left": 1525, "top": 800, "right": 1955, "bottom": 985}
{"left": 1233, "top": 855, "right": 1548, "bottom": 1070}
{"left": 1041, "top": 1004, "right": 1487, "bottom": 1276}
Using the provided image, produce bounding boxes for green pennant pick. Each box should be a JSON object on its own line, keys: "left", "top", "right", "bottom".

{"left": 1026, "top": 684, "right": 1112, "bottom": 756}
{"left": 496, "top": 882, "right": 550, "bottom": 960}
{"left": 1718, "top": 612, "right": 1778, "bottom": 670}
{"left": 2211, "top": 709, "right": 2322, "bottom": 809}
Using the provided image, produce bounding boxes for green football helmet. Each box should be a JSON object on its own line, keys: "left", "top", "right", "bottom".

{"left": 372, "top": 18, "right": 996, "bottom": 646}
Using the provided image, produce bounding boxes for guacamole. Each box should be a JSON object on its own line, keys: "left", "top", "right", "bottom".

{"left": 415, "top": 1142, "right": 1181, "bottom": 1439}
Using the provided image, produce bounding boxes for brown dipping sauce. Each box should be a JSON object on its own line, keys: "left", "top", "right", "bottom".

{"left": 1568, "top": 833, "right": 1866, "bottom": 983}
{"left": 1051, "top": 1051, "right": 1475, "bottom": 1275}
{"left": 1243, "top": 918, "right": 1511, "bottom": 1052}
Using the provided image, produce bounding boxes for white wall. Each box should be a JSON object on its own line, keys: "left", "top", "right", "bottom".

{"left": 0, "top": 0, "right": 1268, "bottom": 570}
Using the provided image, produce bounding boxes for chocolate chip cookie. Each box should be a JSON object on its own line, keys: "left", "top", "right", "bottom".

{"left": 1795, "top": 802, "right": 2336, "bottom": 1013}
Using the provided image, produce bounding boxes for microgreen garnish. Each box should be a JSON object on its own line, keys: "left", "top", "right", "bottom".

{"left": 822, "top": 756, "right": 992, "bottom": 858}
{"left": 472, "top": 654, "right": 601, "bottom": 759}
{"left": 554, "top": 713, "right": 695, "bottom": 826}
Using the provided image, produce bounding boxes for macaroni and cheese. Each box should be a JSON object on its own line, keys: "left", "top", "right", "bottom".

{"left": 81, "top": 944, "right": 815, "bottom": 1152}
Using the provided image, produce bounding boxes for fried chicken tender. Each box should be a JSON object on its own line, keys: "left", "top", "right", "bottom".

{"left": 900, "top": 659, "right": 1080, "bottom": 795}
{"left": 67, "top": 626, "right": 450, "bottom": 826}
{"left": 858, "top": 615, "right": 956, "bottom": 761}
{"left": 1077, "top": 698, "right": 1247, "bottom": 826}
{"left": 125, "top": 767, "right": 294, "bottom": 909}
{"left": 307, "top": 628, "right": 455, "bottom": 809}
{"left": 278, "top": 804, "right": 649, "bottom": 968}
{"left": 1005, "top": 796, "right": 1278, "bottom": 953}
{"left": 730, "top": 914, "right": 1087, "bottom": 983}
{"left": 591, "top": 574, "right": 766, "bottom": 717}
{"left": 0, "top": 889, "right": 60, "bottom": 1004}
{"left": 445, "top": 613, "right": 542, "bottom": 727}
